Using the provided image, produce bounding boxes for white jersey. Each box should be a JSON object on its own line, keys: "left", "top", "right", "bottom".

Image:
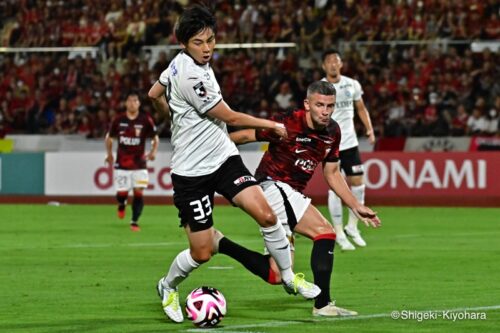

{"left": 322, "top": 76, "right": 363, "bottom": 151}
{"left": 159, "top": 51, "right": 238, "bottom": 176}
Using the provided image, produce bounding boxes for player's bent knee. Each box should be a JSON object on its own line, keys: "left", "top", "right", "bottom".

{"left": 259, "top": 210, "right": 277, "bottom": 228}
{"left": 190, "top": 251, "right": 212, "bottom": 264}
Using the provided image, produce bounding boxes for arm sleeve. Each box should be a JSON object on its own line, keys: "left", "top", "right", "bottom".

{"left": 324, "top": 122, "right": 341, "bottom": 163}
{"left": 353, "top": 79, "right": 364, "bottom": 101}
{"left": 107, "top": 117, "right": 118, "bottom": 137}
{"left": 158, "top": 68, "right": 169, "bottom": 87}
{"left": 145, "top": 114, "right": 158, "bottom": 137}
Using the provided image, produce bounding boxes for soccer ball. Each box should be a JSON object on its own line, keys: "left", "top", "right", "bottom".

{"left": 185, "top": 286, "right": 227, "bottom": 327}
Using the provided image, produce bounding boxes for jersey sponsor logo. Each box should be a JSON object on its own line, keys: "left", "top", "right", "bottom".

{"left": 193, "top": 82, "right": 207, "bottom": 97}
{"left": 294, "top": 158, "right": 316, "bottom": 172}
{"left": 296, "top": 137, "right": 312, "bottom": 142}
{"left": 335, "top": 100, "right": 353, "bottom": 108}
{"left": 233, "top": 175, "right": 256, "bottom": 186}
{"left": 119, "top": 136, "right": 141, "bottom": 146}
{"left": 119, "top": 123, "right": 128, "bottom": 127}
{"left": 295, "top": 148, "right": 307, "bottom": 154}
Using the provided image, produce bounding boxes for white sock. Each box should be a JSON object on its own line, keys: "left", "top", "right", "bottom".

{"left": 328, "top": 189, "right": 345, "bottom": 237}
{"left": 348, "top": 184, "right": 365, "bottom": 229}
{"left": 163, "top": 249, "right": 200, "bottom": 289}
{"left": 260, "top": 221, "right": 293, "bottom": 283}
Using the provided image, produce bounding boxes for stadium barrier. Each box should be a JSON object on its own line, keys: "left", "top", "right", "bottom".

{"left": 0, "top": 151, "right": 498, "bottom": 207}
{"left": 305, "top": 152, "right": 500, "bottom": 207}
{"left": 0, "top": 152, "right": 44, "bottom": 194}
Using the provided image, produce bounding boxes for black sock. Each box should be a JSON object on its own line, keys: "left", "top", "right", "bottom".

{"left": 116, "top": 192, "right": 127, "bottom": 208}
{"left": 132, "top": 195, "right": 144, "bottom": 222}
{"left": 311, "top": 235, "right": 335, "bottom": 309}
{"left": 219, "top": 237, "right": 275, "bottom": 284}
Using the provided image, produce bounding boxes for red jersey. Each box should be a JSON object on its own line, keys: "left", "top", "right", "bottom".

{"left": 255, "top": 109, "right": 341, "bottom": 192}
{"left": 108, "top": 112, "right": 157, "bottom": 170}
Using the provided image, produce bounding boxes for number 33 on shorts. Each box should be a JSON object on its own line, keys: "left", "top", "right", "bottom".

{"left": 189, "top": 195, "right": 212, "bottom": 222}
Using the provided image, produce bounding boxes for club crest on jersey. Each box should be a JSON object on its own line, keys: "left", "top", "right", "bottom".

{"left": 134, "top": 124, "right": 143, "bottom": 136}
{"left": 193, "top": 82, "right": 207, "bottom": 98}
{"left": 233, "top": 175, "right": 256, "bottom": 186}
{"left": 345, "top": 90, "right": 351, "bottom": 97}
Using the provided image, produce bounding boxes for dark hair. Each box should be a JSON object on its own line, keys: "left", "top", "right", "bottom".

{"left": 307, "top": 81, "right": 336, "bottom": 97}
{"left": 321, "top": 49, "right": 341, "bottom": 62}
{"left": 175, "top": 5, "right": 217, "bottom": 45}
{"left": 126, "top": 90, "right": 140, "bottom": 99}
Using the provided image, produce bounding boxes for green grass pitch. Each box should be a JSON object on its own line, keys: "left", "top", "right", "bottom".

{"left": 1, "top": 204, "right": 499, "bottom": 333}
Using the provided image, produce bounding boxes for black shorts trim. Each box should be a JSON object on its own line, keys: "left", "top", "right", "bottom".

{"left": 274, "top": 183, "right": 298, "bottom": 231}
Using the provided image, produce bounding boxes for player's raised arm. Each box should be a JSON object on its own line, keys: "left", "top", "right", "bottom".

{"left": 207, "top": 101, "right": 287, "bottom": 139}
{"left": 323, "top": 161, "right": 381, "bottom": 228}
{"left": 148, "top": 81, "right": 170, "bottom": 120}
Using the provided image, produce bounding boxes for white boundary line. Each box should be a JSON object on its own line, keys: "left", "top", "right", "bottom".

{"left": 184, "top": 304, "right": 500, "bottom": 332}
{"left": 0, "top": 239, "right": 265, "bottom": 250}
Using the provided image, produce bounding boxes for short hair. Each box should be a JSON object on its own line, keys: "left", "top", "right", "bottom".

{"left": 307, "top": 81, "right": 336, "bottom": 98}
{"left": 126, "top": 90, "right": 140, "bottom": 99}
{"left": 175, "top": 5, "right": 217, "bottom": 45}
{"left": 321, "top": 49, "right": 341, "bottom": 62}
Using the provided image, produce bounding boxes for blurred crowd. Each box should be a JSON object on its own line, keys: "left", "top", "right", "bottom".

{"left": 0, "top": 0, "right": 499, "bottom": 138}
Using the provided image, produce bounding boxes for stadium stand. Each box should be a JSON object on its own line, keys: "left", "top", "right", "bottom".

{"left": 0, "top": 0, "right": 498, "bottom": 139}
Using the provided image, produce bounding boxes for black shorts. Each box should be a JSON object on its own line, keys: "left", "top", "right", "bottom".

{"left": 339, "top": 146, "right": 364, "bottom": 176}
{"left": 171, "top": 155, "right": 258, "bottom": 232}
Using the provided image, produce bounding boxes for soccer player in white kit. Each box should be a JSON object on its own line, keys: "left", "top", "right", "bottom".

{"left": 147, "top": 5, "right": 319, "bottom": 323}
{"left": 322, "top": 49, "right": 376, "bottom": 250}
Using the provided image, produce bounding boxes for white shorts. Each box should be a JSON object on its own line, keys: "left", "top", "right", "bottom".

{"left": 261, "top": 180, "right": 312, "bottom": 252}
{"left": 114, "top": 169, "right": 149, "bottom": 192}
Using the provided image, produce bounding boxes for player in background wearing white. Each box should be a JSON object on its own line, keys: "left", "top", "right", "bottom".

{"left": 322, "top": 49, "right": 375, "bottom": 250}
{"left": 105, "top": 91, "right": 159, "bottom": 231}
{"left": 148, "top": 5, "right": 319, "bottom": 323}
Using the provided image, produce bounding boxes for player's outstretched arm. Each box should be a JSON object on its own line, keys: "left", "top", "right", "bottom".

{"left": 229, "top": 129, "right": 257, "bottom": 145}
{"left": 207, "top": 101, "right": 287, "bottom": 139}
{"left": 148, "top": 81, "right": 170, "bottom": 120}
{"left": 323, "top": 161, "right": 381, "bottom": 228}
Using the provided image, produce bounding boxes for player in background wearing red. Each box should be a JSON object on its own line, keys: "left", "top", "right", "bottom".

{"left": 215, "top": 81, "right": 381, "bottom": 316}
{"left": 105, "top": 91, "right": 159, "bottom": 231}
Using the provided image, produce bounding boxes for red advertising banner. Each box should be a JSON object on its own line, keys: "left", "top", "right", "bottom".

{"left": 303, "top": 152, "right": 500, "bottom": 206}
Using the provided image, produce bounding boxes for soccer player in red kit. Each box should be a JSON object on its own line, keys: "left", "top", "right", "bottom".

{"left": 215, "top": 81, "right": 381, "bottom": 316}
{"left": 105, "top": 91, "right": 159, "bottom": 231}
